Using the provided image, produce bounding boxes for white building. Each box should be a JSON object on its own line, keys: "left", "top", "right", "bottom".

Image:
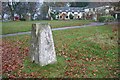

{"left": 48, "top": 3, "right": 115, "bottom": 21}
{"left": 48, "top": 7, "right": 85, "bottom": 20}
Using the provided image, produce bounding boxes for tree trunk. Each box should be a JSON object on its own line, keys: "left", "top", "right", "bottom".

{"left": 31, "top": 14, "right": 34, "bottom": 21}
{"left": 11, "top": 10, "right": 14, "bottom": 21}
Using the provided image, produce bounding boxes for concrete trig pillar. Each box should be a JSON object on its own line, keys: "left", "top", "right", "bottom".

{"left": 30, "top": 23, "right": 57, "bottom": 66}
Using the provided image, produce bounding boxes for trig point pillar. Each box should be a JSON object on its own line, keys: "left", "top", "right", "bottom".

{"left": 30, "top": 23, "right": 57, "bottom": 66}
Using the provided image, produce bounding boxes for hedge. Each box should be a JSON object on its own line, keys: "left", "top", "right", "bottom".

{"left": 69, "top": 14, "right": 74, "bottom": 19}
{"left": 98, "top": 16, "right": 115, "bottom": 22}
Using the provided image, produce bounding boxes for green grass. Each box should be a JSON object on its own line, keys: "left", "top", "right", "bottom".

{"left": 2, "top": 24, "right": 119, "bottom": 78}
{"left": 22, "top": 56, "right": 66, "bottom": 78}
{"left": 2, "top": 20, "right": 92, "bottom": 35}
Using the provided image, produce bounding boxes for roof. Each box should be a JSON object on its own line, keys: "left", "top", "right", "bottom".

{"left": 114, "top": 11, "right": 120, "bottom": 13}
{"left": 86, "top": 2, "right": 111, "bottom": 8}
{"left": 50, "top": 2, "right": 112, "bottom": 12}
{"left": 50, "top": 7, "right": 85, "bottom": 12}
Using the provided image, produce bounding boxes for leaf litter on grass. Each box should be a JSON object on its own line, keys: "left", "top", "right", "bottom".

{"left": 2, "top": 25, "right": 119, "bottom": 78}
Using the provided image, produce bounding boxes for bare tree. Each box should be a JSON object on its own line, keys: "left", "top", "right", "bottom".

{"left": 0, "top": 1, "right": 2, "bottom": 15}
{"left": 110, "top": 2, "right": 120, "bottom": 11}
{"left": 27, "top": 2, "right": 38, "bottom": 20}
{"left": 15, "top": 2, "right": 28, "bottom": 19}
{"left": 40, "top": 2, "right": 67, "bottom": 19}
{"left": 7, "top": 0, "right": 20, "bottom": 20}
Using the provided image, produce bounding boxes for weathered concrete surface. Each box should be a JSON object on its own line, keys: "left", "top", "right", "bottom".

{"left": 30, "top": 23, "right": 57, "bottom": 66}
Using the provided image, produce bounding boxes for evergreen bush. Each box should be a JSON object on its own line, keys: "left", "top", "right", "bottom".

{"left": 69, "top": 14, "right": 74, "bottom": 19}
{"left": 98, "top": 16, "right": 114, "bottom": 22}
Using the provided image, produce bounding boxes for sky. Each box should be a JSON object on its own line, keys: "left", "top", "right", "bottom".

{"left": 1, "top": 0, "right": 120, "bottom": 2}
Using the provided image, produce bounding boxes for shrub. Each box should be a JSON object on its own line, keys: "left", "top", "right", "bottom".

{"left": 20, "top": 18, "right": 26, "bottom": 21}
{"left": 98, "top": 16, "right": 115, "bottom": 22}
{"left": 69, "top": 14, "right": 74, "bottom": 19}
{"left": 50, "top": 12, "right": 59, "bottom": 20}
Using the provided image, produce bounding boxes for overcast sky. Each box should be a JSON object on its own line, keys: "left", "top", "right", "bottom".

{"left": 1, "top": 0, "right": 119, "bottom": 2}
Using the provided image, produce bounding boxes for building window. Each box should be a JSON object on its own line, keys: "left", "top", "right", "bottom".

{"left": 66, "top": 16, "right": 68, "bottom": 18}
{"left": 93, "top": 8, "right": 95, "bottom": 11}
{"left": 60, "top": 16, "right": 62, "bottom": 18}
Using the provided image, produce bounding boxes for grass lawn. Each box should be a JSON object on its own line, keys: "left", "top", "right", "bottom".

{"left": 2, "top": 20, "right": 93, "bottom": 35}
{"left": 2, "top": 24, "right": 119, "bottom": 78}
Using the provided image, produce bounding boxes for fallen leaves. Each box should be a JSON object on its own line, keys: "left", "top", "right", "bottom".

{"left": 2, "top": 40, "right": 28, "bottom": 78}
{"left": 1, "top": 24, "right": 118, "bottom": 78}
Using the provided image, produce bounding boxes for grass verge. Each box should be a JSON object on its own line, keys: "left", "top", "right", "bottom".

{"left": 2, "top": 24, "right": 119, "bottom": 78}
{"left": 2, "top": 20, "right": 92, "bottom": 35}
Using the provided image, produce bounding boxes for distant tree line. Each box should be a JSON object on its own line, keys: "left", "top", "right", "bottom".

{"left": 2, "top": 2, "right": 41, "bottom": 21}
{"left": 2, "top": 1, "right": 119, "bottom": 21}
